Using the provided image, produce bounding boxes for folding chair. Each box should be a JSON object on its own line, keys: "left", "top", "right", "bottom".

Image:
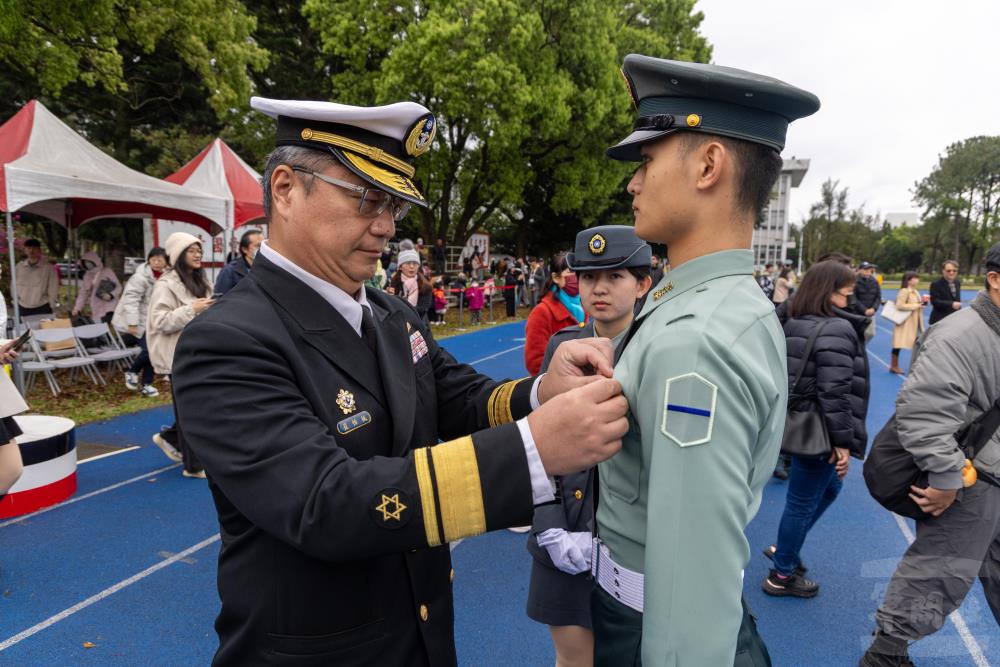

{"left": 108, "top": 326, "right": 142, "bottom": 358}
{"left": 29, "top": 327, "right": 105, "bottom": 386}
{"left": 73, "top": 322, "right": 134, "bottom": 378}
{"left": 11, "top": 327, "right": 60, "bottom": 396}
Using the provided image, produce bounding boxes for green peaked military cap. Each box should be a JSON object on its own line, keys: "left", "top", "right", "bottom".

{"left": 608, "top": 55, "right": 820, "bottom": 161}
{"left": 566, "top": 225, "right": 651, "bottom": 271}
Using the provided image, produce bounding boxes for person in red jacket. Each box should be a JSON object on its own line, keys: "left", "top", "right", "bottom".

{"left": 524, "top": 252, "right": 585, "bottom": 375}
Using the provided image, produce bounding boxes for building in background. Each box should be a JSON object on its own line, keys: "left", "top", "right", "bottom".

{"left": 752, "top": 158, "right": 809, "bottom": 270}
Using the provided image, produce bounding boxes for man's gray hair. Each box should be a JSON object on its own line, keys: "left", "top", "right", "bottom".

{"left": 260, "top": 146, "right": 338, "bottom": 220}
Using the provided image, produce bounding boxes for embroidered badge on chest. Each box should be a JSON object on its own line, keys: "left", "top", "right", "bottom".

{"left": 410, "top": 329, "right": 429, "bottom": 364}
{"left": 336, "top": 389, "right": 356, "bottom": 415}
{"left": 336, "top": 410, "right": 372, "bottom": 435}
{"left": 661, "top": 372, "right": 717, "bottom": 447}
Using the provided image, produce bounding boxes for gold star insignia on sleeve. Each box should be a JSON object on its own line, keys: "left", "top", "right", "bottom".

{"left": 376, "top": 493, "right": 407, "bottom": 521}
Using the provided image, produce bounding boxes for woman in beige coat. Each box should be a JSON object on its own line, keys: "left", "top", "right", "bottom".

{"left": 890, "top": 271, "right": 924, "bottom": 373}
{"left": 147, "top": 232, "right": 215, "bottom": 477}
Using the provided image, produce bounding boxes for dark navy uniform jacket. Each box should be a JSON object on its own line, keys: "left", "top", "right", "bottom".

{"left": 527, "top": 321, "right": 596, "bottom": 566}
{"left": 173, "top": 253, "right": 536, "bottom": 666}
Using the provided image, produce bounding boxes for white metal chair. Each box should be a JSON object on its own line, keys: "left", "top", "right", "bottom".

{"left": 108, "top": 326, "right": 142, "bottom": 358}
{"left": 13, "top": 328, "right": 61, "bottom": 396}
{"left": 22, "top": 316, "right": 78, "bottom": 360}
{"left": 73, "top": 322, "right": 135, "bottom": 377}
{"left": 29, "top": 327, "right": 105, "bottom": 386}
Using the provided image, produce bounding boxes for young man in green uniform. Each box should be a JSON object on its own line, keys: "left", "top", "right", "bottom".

{"left": 590, "top": 55, "right": 820, "bottom": 665}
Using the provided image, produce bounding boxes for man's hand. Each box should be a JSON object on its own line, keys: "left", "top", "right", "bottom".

{"left": 909, "top": 485, "right": 958, "bottom": 517}
{"left": 529, "top": 377, "right": 628, "bottom": 475}
{"left": 953, "top": 302, "right": 962, "bottom": 310}
{"left": 865, "top": 308, "right": 875, "bottom": 317}
{"left": 537, "top": 338, "right": 615, "bottom": 403}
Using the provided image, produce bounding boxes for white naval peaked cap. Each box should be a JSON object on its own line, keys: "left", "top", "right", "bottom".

{"left": 251, "top": 97, "right": 437, "bottom": 207}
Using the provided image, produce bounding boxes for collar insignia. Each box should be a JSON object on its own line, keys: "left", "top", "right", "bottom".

{"left": 653, "top": 282, "right": 674, "bottom": 300}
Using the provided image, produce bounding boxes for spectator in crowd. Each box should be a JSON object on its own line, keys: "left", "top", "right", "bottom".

{"left": 416, "top": 237, "right": 429, "bottom": 266}
{"left": 761, "top": 261, "right": 870, "bottom": 598}
{"left": 148, "top": 232, "right": 215, "bottom": 479}
{"left": 526, "top": 225, "right": 653, "bottom": 667}
{"left": 783, "top": 259, "right": 798, "bottom": 289}
{"left": 524, "top": 252, "right": 583, "bottom": 375}
{"left": 364, "top": 259, "right": 386, "bottom": 291}
{"left": 472, "top": 246, "right": 485, "bottom": 281}
{"left": 929, "top": 259, "right": 962, "bottom": 325}
{"left": 517, "top": 259, "right": 530, "bottom": 306}
{"left": 757, "top": 262, "right": 775, "bottom": 301}
{"left": 860, "top": 242, "right": 1000, "bottom": 667}
{"left": 854, "top": 261, "right": 882, "bottom": 342}
{"left": 503, "top": 260, "right": 521, "bottom": 318}
{"left": 431, "top": 278, "right": 448, "bottom": 325}
{"left": 465, "top": 279, "right": 485, "bottom": 325}
{"left": 530, "top": 259, "right": 546, "bottom": 307}
{"left": 772, "top": 266, "right": 792, "bottom": 307}
{"left": 650, "top": 253, "right": 665, "bottom": 287}
{"left": 214, "top": 229, "right": 263, "bottom": 296}
{"left": 112, "top": 247, "right": 168, "bottom": 397}
{"left": 71, "top": 251, "right": 123, "bottom": 323}
{"left": 890, "top": 271, "right": 924, "bottom": 374}
{"left": 432, "top": 238, "right": 447, "bottom": 276}
{"left": 15, "top": 239, "right": 58, "bottom": 316}
{"left": 388, "top": 248, "right": 432, "bottom": 325}
{"left": 0, "top": 334, "right": 25, "bottom": 497}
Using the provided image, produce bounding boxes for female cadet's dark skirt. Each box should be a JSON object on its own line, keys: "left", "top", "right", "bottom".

{"left": 0, "top": 416, "right": 23, "bottom": 443}
{"left": 526, "top": 558, "right": 594, "bottom": 628}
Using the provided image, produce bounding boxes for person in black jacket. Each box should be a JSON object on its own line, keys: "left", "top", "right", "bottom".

{"left": 928, "top": 259, "right": 962, "bottom": 325}
{"left": 761, "top": 260, "right": 871, "bottom": 598}
{"left": 213, "top": 229, "right": 263, "bottom": 296}
{"left": 854, "top": 261, "right": 881, "bottom": 341}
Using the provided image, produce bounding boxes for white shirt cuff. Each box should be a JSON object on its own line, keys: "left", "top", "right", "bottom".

{"left": 517, "top": 416, "right": 555, "bottom": 505}
{"left": 530, "top": 374, "right": 544, "bottom": 409}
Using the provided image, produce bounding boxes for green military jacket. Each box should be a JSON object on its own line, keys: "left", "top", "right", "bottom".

{"left": 597, "top": 249, "right": 787, "bottom": 666}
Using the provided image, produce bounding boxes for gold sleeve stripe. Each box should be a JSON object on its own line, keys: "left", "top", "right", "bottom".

{"left": 300, "top": 128, "right": 416, "bottom": 178}
{"left": 413, "top": 448, "right": 442, "bottom": 547}
{"left": 488, "top": 378, "right": 527, "bottom": 427}
{"left": 430, "top": 437, "right": 487, "bottom": 542}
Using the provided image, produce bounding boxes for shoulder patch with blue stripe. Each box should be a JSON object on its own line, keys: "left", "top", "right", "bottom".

{"left": 661, "top": 372, "right": 717, "bottom": 446}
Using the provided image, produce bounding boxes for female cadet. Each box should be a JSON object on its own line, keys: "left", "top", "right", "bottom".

{"left": 525, "top": 226, "right": 652, "bottom": 667}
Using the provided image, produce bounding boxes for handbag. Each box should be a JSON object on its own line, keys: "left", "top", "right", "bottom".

{"left": 864, "top": 397, "right": 1000, "bottom": 520}
{"left": 880, "top": 298, "right": 912, "bottom": 326}
{"left": 780, "top": 320, "right": 832, "bottom": 458}
{"left": 95, "top": 277, "right": 117, "bottom": 301}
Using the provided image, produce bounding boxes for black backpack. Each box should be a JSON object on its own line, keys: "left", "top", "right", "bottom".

{"left": 864, "top": 397, "right": 1000, "bottom": 520}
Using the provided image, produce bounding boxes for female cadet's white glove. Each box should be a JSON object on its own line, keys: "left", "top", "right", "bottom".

{"left": 535, "top": 529, "right": 592, "bottom": 575}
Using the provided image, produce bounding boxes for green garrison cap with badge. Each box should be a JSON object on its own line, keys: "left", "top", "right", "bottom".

{"left": 608, "top": 55, "right": 820, "bottom": 161}
{"left": 251, "top": 97, "right": 436, "bottom": 207}
{"left": 566, "top": 225, "right": 652, "bottom": 271}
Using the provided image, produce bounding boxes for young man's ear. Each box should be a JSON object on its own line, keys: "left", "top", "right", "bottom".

{"left": 693, "top": 140, "right": 727, "bottom": 192}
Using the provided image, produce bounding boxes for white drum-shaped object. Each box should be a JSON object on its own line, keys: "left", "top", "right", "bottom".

{"left": 0, "top": 415, "right": 77, "bottom": 518}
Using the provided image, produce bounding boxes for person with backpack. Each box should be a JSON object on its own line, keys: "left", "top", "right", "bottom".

{"left": 860, "top": 242, "right": 1000, "bottom": 667}
{"left": 760, "top": 260, "right": 870, "bottom": 598}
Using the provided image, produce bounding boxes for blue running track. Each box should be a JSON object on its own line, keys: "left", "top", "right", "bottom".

{"left": 0, "top": 290, "right": 995, "bottom": 666}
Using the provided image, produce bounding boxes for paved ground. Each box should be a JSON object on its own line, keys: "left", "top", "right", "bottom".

{"left": 0, "top": 289, "right": 995, "bottom": 666}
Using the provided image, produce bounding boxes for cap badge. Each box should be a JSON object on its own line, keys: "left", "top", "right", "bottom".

{"left": 301, "top": 128, "right": 314, "bottom": 140}
{"left": 589, "top": 233, "right": 607, "bottom": 256}
{"left": 686, "top": 114, "right": 702, "bottom": 128}
{"left": 405, "top": 113, "right": 436, "bottom": 157}
{"left": 336, "top": 389, "right": 356, "bottom": 415}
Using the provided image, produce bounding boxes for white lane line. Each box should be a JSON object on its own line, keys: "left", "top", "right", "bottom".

{"left": 0, "top": 534, "right": 221, "bottom": 652}
{"left": 467, "top": 345, "right": 524, "bottom": 366}
{"left": 0, "top": 463, "right": 181, "bottom": 529}
{"left": 866, "top": 349, "right": 907, "bottom": 378}
{"left": 78, "top": 446, "right": 141, "bottom": 464}
{"left": 891, "top": 514, "right": 991, "bottom": 667}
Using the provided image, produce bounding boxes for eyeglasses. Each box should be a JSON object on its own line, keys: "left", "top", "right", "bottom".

{"left": 292, "top": 167, "right": 411, "bottom": 221}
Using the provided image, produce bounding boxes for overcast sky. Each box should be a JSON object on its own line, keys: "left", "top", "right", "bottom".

{"left": 696, "top": 0, "right": 1000, "bottom": 224}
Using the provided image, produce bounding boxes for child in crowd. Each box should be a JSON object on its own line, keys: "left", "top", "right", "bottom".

{"left": 465, "top": 280, "right": 485, "bottom": 325}
{"left": 432, "top": 279, "right": 448, "bottom": 325}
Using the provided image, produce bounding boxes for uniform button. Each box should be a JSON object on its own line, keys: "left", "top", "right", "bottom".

{"left": 574, "top": 489, "right": 583, "bottom": 500}
{"left": 449, "top": 569, "right": 455, "bottom": 583}
{"left": 419, "top": 604, "right": 429, "bottom": 622}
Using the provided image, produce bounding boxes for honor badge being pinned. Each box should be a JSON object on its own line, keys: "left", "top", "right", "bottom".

{"left": 336, "top": 389, "right": 356, "bottom": 415}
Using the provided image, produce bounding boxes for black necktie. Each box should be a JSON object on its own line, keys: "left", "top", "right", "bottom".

{"left": 360, "top": 306, "right": 378, "bottom": 356}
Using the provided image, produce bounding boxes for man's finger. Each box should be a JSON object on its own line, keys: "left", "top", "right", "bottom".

{"left": 562, "top": 339, "right": 614, "bottom": 377}
{"left": 909, "top": 485, "right": 928, "bottom": 497}
{"left": 578, "top": 377, "right": 623, "bottom": 403}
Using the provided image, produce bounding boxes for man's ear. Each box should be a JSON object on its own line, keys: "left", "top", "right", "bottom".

{"left": 270, "top": 165, "right": 297, "bottom": 220}
{"left": 694, "top": 140, "right": 727, "bottom": 192}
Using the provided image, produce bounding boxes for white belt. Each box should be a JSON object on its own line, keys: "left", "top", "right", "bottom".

{"left": 592, "top": 538, "right": 644, "bottom": 613}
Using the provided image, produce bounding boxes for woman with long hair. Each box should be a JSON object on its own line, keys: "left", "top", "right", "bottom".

{"left": 524, "top": 252, "right": 585, "bottom": 375}
{"left": 890, "top": 271, "right": 924, "bottom": 374}
{"left": 388, "top": 248, "right": 432, "bottom": 325}
{"left": 772, "top": 266, "right": 792, "bottom": 306}
{"left": 762, "top": 260, "right": 870, "bottom": 598}
{"left": 148, "top": 233, "right": 215, "bottom": 478}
